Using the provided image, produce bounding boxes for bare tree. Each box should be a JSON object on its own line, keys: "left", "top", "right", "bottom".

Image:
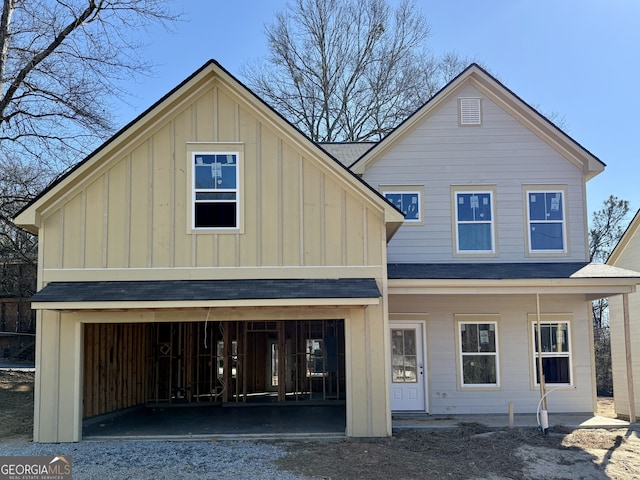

{"left": 590, "top": 195, "right": 631, "bottom": 264}
{"left": 243, "top": 0, "right": 471, "bottom": 142}
{"left": 589, "top": 195, "right": 630, "bottom": 335}
{"left": 588, "top": 195, "right": 631, "bottom": 395}
{"left": 1, "top": 0, "right": 176, "bottom": 168}
{"left": 0, "top": 0, "right": 176, "bottom": 305}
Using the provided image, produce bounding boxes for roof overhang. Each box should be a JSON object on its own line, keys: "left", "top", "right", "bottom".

{"left": 31, "top": 278, "right": 380, "bottom": 311}
{"left": 388, "top": 262, "right": 640, "bottom": 299}
{"left": 607, "top": 208, "right": 640, "bottom": 265}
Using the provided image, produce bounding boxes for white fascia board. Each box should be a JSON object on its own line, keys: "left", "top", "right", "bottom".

{"left": 31, "top": 297, "right": 380, "bottom": 311}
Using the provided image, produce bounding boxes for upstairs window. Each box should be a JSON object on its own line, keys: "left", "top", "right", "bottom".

{"left": 384, "top": 191, "right": 421, "bottom": 223}
{"left": 192, "top": 152, "right": 239, "bottom": 229}
{"left": 527, "top": 190, "right": 565, "bottom": 252}
{"left": 454, "top": 190, "right": 495, "bottom": 253}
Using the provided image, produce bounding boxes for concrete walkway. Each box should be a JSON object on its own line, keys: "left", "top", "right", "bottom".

{"left": 83, "top": 405, "right": 635, "bottom": 441}
{"left": 392, "top": 412, "right": 634, "bottom": 431}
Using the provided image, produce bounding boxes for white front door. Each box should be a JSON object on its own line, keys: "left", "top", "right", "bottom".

{"left": 390, "top": 322, "right": 427, "bottom": 411}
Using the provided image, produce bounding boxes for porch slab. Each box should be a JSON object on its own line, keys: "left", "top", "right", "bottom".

{"left": 392, "top": 412, "right": 633, "bottom": 431}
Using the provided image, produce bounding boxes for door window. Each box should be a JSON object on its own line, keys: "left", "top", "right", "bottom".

{"left": 391, "top": 329, "right": 417, "bottom": 383}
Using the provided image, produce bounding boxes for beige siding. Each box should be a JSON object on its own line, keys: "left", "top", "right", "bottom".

{"left": 62, "top": 193, "right": 83, "bottom": 268}
{"left": 39, "top": 79, "right": 385, "bottom": 279}
{"left": 364, "top": 84, "right": 588, "bottom": 263}
{"left": 42, "top": 211, "right": 62, "bottom": 269}
{"left": 30, "top": 68, "right": 392, "bottom": 442}
{"left": 33, "top": 311, "right": 83, "bottom": 442}
{"left": 130, "top": 144, "right": 150, "bottom": 267}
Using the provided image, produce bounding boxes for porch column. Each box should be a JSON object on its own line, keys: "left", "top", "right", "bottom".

{"left": 33, "top": 310, "right": 83, "bottom": 442}
{"left": 623, "top": 293, "right": 636, "bottom": 423}
{"left": 345, "top": 305, "right": 391, "bottom": 437}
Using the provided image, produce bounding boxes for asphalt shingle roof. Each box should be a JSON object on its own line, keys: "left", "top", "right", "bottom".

{"left": 318, "top": 142, "right": 375, "bottom": 167}
{"left": 387, "top": 262, "right": 603, "bottom": 280}
{"left": 31, "top": 278, "right": 381, "bottom": 303}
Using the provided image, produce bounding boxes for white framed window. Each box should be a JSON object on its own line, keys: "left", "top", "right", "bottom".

{"left": 454, "top": 189, "right": 495, "bottom": 254}
{"left": 531, "top": 319, "right": 572, "bottom": 386}
{"left": 383, "top": 191, "right": 421, "bottom": 223}
{"left": 457, "top": 318, "right": 500, "bottom": 388}
{"left": 526, "top": 189, "right": 566, "bottom": 253}
{"left": 192, "top": 152, "right": 239, "bottom": 229}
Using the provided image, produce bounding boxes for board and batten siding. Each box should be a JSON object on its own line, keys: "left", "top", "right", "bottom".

{"left": 608, "top": 225, "right": 640, "bottom": 417}
{"left": 39, "top": 80, "right": 384, "bottom": 278}
{"left": 363, "top": 85, "right": 589, "bottom": 263}
{"left": 389, "top": 293, "right": 595, "bottom": 414}
{"left": 28, "top": 67, "right": 395, "bottom": 442}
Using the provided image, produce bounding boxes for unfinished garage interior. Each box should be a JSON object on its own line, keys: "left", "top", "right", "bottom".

{"left": 84, "top": 319, "right": 346, "bottom": 409}
{"left": 82, "top": 319, "right": 347, "bottom": 436}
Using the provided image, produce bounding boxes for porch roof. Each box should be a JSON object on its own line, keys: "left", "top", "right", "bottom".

{"left": 30, "top": 278, "right": 381, "bottom": 310}
{"left": 387, "top": 262, "right": 640, "bottom": 298}
{"left": 387, "top": 262, "right": 640, "bottom": 279}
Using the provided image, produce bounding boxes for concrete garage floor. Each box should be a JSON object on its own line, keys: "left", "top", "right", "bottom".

{"left": 83, "top": 404, "right": 347, "bottom": 440}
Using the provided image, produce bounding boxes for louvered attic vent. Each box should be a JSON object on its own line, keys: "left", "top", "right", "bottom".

{"left": 459, "top": 97, "right": 482, "bottom": 126}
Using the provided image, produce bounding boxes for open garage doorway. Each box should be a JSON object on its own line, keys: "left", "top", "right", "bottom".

{"left": 147, "top": 319, "right": 345, "bottom": 405}
{"left": 82, "top": 319, "right": 346, "bottom": 437}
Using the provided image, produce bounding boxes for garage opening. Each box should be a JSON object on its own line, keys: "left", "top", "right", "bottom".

{"left": 82, "top": 319, "right": 346, "bottom": 436}
{"left": 148, "top": 319, "right": 345, "bottom": 404}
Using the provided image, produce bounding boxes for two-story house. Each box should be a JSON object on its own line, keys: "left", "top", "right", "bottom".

{"left": 14, "top": 61, "right": 640, "bottom": 442}
{"left": 325, "top": 64, "right": 640, "bottom": 418}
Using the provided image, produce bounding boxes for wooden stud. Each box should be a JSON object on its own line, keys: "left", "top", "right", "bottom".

{"left": 278, "top": 320, "right": 286, "bottom": 401}
{"left": 222, "top": 322, "right": 230, "bottom": 403}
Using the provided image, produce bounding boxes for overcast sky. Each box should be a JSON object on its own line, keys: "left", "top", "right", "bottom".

{"left": 115, "top": 0, "right": 640, "bottom": 218}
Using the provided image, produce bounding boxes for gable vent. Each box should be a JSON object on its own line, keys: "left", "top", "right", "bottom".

{"left": 459, "top": 97, "right": 482, "bottom": 126}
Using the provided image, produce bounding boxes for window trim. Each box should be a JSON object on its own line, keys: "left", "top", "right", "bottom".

{"left": 523, "top": 186, "right": 568, "bottom": 256}
{"left": 528, "top": 315, "right": 573, "bottom": 388}
{"left": 187, "top": 143, "right": 244, "bottom": 234}
{"left": 455, "top": 315, "right": 501, "bottom": 390}
{"left": 381, "top": 185, "right": 424, "bottom": 225}
{"left": 452, "top": 186, "right": 497, "bottom": 256}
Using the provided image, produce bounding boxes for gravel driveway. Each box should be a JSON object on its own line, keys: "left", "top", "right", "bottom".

{"left": 0, "top": 439, "right": 308, "bottom": 480}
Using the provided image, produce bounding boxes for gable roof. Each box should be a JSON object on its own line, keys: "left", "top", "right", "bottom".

{"left": 607, "top": 208, "right": 640, "bottom": 265}
{"left": 14, "top": 59, "right": 404, "bottom": 237}
{"left": 349, "top": 63, "right": 605, "bottom": 179}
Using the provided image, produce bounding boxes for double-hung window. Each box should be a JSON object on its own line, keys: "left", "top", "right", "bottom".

{"left": 457, "top": 318, "right": 500, "bottom": 388}
{"left": 526, "top": 189, "right": 566, "bottom": 253}
{"left": 383, "top": 190, "right": 421, "bottom": 223}
{"left": 454, "top": 189, "right": 495, "bottom": 253}
{"left": 531, "top": 318, "right": 572, "bottom": 386}
{"left": 192, "top": 152, "right": 239, "bottom": 229}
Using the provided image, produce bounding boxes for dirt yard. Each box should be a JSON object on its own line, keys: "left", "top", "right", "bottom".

{"left": 2, "top": 370, "right": 639, "bottom": 479}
